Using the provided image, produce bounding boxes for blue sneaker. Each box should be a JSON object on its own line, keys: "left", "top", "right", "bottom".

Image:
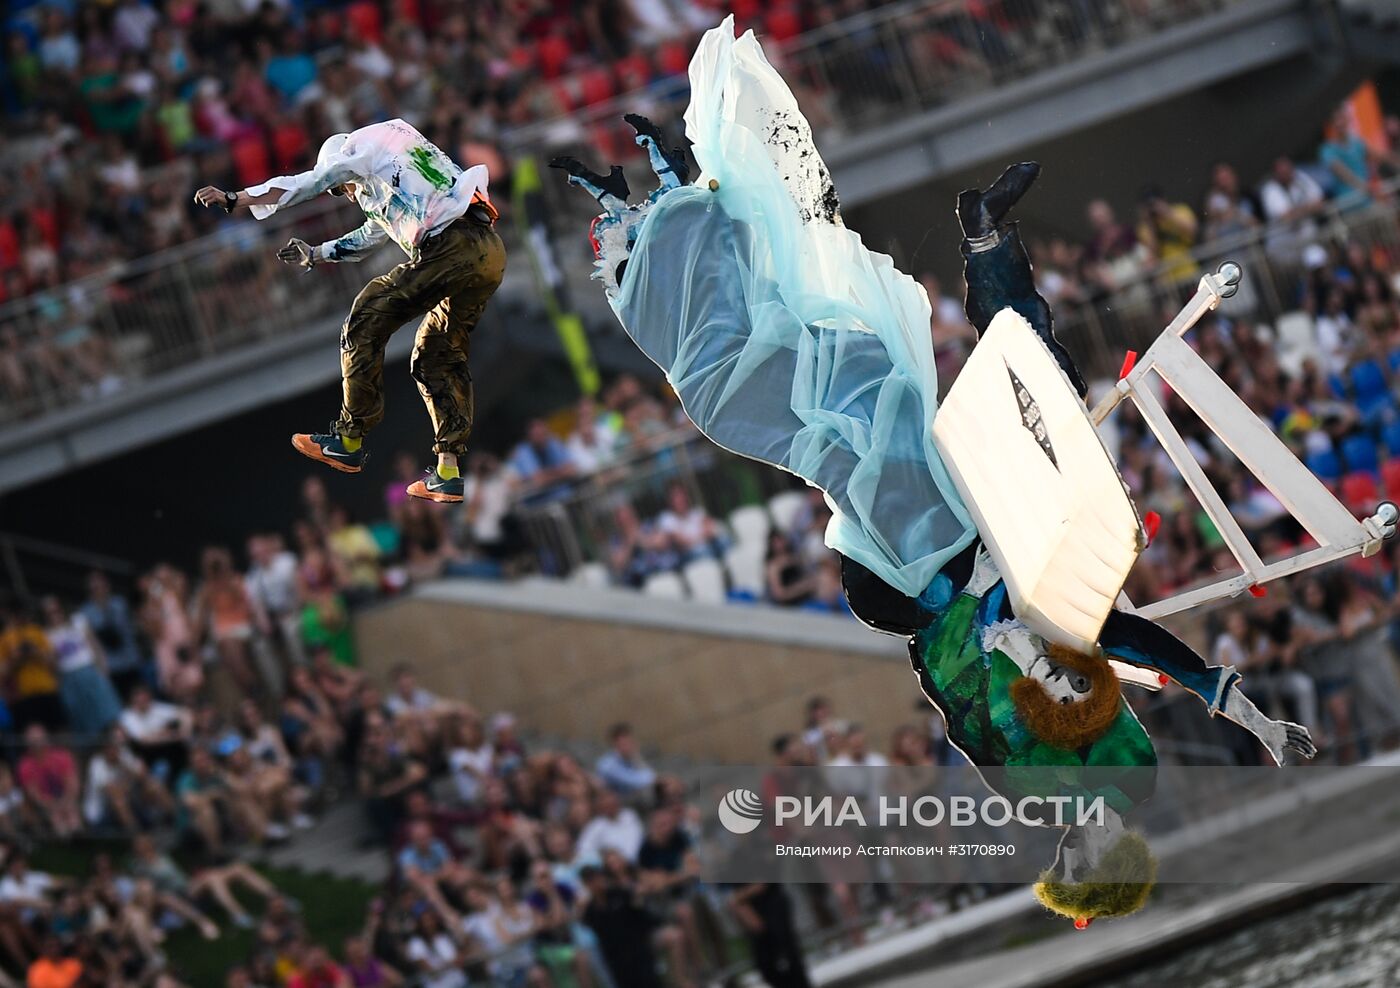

{"left": 291, "top": 430, "right": 366, "bottom": 473}
{"left": 406, "top": 467, "right": 464, "bottom": 503}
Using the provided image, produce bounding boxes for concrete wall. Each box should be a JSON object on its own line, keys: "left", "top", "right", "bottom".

{"left": 353, "top": 578, "right": 1208, "bottom": 764}
{"left": 354, "top": 580, "right": 918, "bottom": 764}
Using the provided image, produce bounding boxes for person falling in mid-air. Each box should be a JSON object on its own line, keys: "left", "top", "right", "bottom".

{"left": 194, "top": 118, "right": 504, "bottom": 503}
{"left": 556, "top": 18, "right": 1323, "bottom": 925}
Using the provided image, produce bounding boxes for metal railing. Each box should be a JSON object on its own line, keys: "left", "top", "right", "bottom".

{"left": 0, "top": 0, "right": 1260, "bottom": 431}
{"left": 512, "top": 425, "right": 801, "bottom": 577}
{"left": 1055, "top": 178, "right": 1400, "bottom": 379}
{"left": 514, "top": 186, "right": 1400, "bottom": 574}
{"left": 0, "top": 530, "right": 133, "bottom": 601}
{"left": 507, "top": 0, "right": 1242, "bottom": 278}
{"left": 502, "top": 0, "right": 1234, "bottom": 158}
{"left": 0, "top": 195, "right": 405, "bottom": 425}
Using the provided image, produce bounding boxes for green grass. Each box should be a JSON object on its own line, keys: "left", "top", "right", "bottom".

{"left": 31, "top": 843, "right": 377, "bottom": 985}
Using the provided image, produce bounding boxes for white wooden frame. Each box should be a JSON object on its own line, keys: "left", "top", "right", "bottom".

{"left": 1090, "top": 262, "right": 1395, "bottom": 622}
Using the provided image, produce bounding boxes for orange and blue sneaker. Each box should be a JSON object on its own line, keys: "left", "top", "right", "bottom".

{"left": 291, "top": 431, "right": 366, "bottom": 473}
{"left": 406, "top": 467, "right": 464, "bottom": 503}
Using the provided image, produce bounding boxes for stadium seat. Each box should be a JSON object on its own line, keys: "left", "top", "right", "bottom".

{"left": 765, "top": 7, "right": 804, "bottom": 41}
{"left": 768, "top": 490, "right": 807, "bottom": 533}
{"left": 1384, "top": 420, "right": 1400, "bottom": 457}
{"left": 1306, "top": 448, "right": 1343, "bottom": 482}
{"left": 1341, "top": 471, "right": 1380, "bottom": 512}
{"left": 578, "top": 67, "right": 616, "bottom": 107}
{"left": 683, "top": 557, "right": 727, "bottom": 604}
{"left": 1353, "top": 359, "right": 1389, "bottom": 399}
{"left": 1274, "top": 311, "right": 1315, "bottom": 353}
{"left": 538, "top": 34, "right": 572, "bottom": 79}
{"left": 271, "top": 122, "right": 310, "bottom": 172}
{"left": 657, "top": 42, "right": 690, "bottom": 77}
{"left": 571, "top": 561, "right": 610, "bottom": 589}
{"left": 346, "top": 1, "right": 383, "bottom": 43}
{"left": 1349, "top": 359, "right": 1393, "bottom": 423}
{"left": 1383, "top": 458, "right": 1400, "bottom": 499}
{"left": 1340, "top": 434, "right": 1381, "bottom": 476}
{"left": 643, "top": 571, "right": 687, "bottom": 600}
{"left": 230, "top": 137, "right": 271, "bottom": 189}
{"left": 724, "top": 542, "right": 766, "bottom": 596}
{"left": 614, "top": 52, "right": 651, "bottom": 92}
{"left": 728, "top": 505, "right": 770, "bottom": 547}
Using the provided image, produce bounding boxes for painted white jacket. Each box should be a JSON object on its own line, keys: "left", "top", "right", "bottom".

{"left": 246, "top": 118, "right": 491, "bottom": 262}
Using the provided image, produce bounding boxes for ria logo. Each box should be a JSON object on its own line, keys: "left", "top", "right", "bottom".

{"left": 717, "top": 788, "right": 764, "bottom": 834}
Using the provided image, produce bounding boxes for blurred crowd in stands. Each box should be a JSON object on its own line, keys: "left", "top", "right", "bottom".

{"left": 0, "top": 461, "right": 820, "bottom": 985}
{"left": 0, "top": 0, "right": 1233, "bottom": 305}
{"left": 926, "top": 94, "right": 1400, "bottom": 769}
{"left": 928, "top": 101, "right": 1400, "bottom": 373}
{"left": 14, "top": 265, "right": 1400, "bottom": 981}
{"left": 5, "top": 0, "right": 1400, "bottom": 980}
{"left": 0, "top": 0, "right": 897, "bottom": 307}
{"left": 0, "top": 0, "right": 1245, "bottom": 422}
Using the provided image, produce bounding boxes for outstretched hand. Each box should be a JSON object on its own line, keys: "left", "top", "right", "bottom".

{"left": 194, "top": 186, "right": 235, "bottom": 212}
{"left": 1261, "top": 718, "right": 1318, "bottom": 765}
{"left": 277, "top": 238, "right": 316, "bottom": 269}
{"left": 1223, "top": 684, "right": 1318, "bottom": 765}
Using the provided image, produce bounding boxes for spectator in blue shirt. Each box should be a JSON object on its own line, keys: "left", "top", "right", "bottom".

{"left": 1321, "top": 107, "right": 1400, "bottom": 210}
{"left": 510, "top": 419, "right": 578, "bottom": 491}
{"left": 80, "top": 571, "right": 146, "bottom": 699}
{"left": 595, "top": 723, "right": 656, "bottom": 797}
{"left": 263, "top": 34, "right": 317, "bottom": 104}
{"left": 396, "top": 819, "right": 452, "bottom": 882}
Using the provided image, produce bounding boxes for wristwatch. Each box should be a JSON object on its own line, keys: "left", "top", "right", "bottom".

{"left": 221, "top": 190, "right": 239, "bottom": 213}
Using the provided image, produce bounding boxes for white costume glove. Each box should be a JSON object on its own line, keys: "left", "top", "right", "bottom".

{"left": 277, "top": 238, "right": 317, "bottom": 269}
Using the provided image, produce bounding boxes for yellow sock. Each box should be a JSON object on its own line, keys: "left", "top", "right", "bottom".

{"left": 437, "top": 463, "right": 460, "bottom": 480}
{"left": 340, "top": 435, "right": 362, "bottom": 452}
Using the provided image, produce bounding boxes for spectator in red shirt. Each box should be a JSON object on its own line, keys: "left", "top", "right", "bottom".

{"left": 287, "top": 945, "right": 351, "bottom": 988}
{"left": 16, "top": 725, "right": 80, "bottom": 839}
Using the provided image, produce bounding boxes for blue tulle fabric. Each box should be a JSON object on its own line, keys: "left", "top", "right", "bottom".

{"left": 605, "top": 19, "right": 976, "bottom": 596}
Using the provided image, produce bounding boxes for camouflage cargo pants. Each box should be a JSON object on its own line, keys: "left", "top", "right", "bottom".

{"left": 335, "top": 217, "right": 506, "bottom": 455}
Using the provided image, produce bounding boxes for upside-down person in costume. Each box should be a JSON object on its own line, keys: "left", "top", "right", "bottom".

{"left": 194, "top": 119, "right": 503, "bottom": 504}
{"left": 555, "top": 17, "right": 1318, "bottom": 926}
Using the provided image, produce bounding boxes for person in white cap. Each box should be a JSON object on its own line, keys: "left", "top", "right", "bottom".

{"left": 194, "top": 118, "right": 504, "bottom": 503}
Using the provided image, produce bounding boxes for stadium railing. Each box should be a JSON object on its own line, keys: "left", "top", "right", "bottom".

{"left": 1060, "top": 177, "right": 1400, "bottom": 378}
{"left": 0, "top": 530, "right": 132, "bottom": 602}
{"left": 0, "top": 194, "right": 402, "bottom": 425}
{"left": 512, "top": 424, "right": 799, "bottom": 577}
{"left": 0, "top": 0, "right": 1303, "bottom": 430}
{"left": 514, "top": 183, "right": 1400, "bottom": 580}
{"left": 500, "top": 0, "right": 1235, "bottom": 158}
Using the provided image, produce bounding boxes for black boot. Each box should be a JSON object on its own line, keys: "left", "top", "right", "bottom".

{"left": 957, "top": 161, "right": 1087, "bottom": 397}
{"left": 624, "top": 113, "right": 691, "bottom": 185}
{"left": 549, "top": 157, "right": 631, "bottom": 202}
{"left": 957, "top": 161, "right": 1041, "bottom": 242}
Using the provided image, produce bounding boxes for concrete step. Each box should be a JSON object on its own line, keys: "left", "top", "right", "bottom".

{"left": 253, "top": 800, "right": 389, "bottom": 886}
